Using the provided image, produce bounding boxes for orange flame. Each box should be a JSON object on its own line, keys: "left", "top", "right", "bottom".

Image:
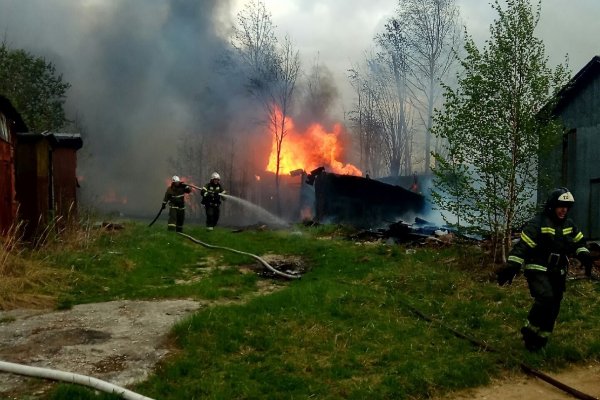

{"left": 265, "top": 108, "right": 361, "bottom": 176}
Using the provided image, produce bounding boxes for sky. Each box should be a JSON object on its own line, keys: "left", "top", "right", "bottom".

{"left": 236, "top": 0, "right": 600, "bottom": 115}
{"left": 0, "top": 0, "right": 599, "bottom": 216}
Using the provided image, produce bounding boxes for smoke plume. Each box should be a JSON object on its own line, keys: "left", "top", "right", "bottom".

{"left": 0, "top": 0, "right": 245, "bottom": 216}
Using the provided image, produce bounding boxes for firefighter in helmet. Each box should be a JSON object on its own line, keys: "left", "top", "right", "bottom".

{"left": 200, "top": 172, "right": 226, "bottom": 230}
{"left": 162, "top": 175, "right": 193, "bottom": 232}
{"left": 497, "top": 187, "right": 593, "bottom": 351}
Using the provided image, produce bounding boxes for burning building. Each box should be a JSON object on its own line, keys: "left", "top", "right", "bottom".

{"left": 249, "top": 109, "right": 426, "bottom": 228}
{"left": 310, "top": 169, "right": 426, "bottom": 228}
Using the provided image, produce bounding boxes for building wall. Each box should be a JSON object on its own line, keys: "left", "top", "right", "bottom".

{"left": 0, "top": 113, "right": 16, "bottom": 233}
{"left": 15, "top": 137, "right": 50, "bottom": 238}
{"left": 51, "top": 147, "right": 78, "bottom": 223}
{"left": 553, "top": 71, "right": 600, "bottom": 239}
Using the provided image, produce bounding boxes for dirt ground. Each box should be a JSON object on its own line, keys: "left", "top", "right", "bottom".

{"left": 435, "top": 362, "right": 600, "bottom": 400}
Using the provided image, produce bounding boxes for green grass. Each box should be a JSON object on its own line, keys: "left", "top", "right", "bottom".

{"left": 11, "top": 221, "right": 600, "bottom": 399}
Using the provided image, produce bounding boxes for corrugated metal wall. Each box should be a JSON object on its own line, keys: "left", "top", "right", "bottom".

{"left": 51, "top": 147, "right": 78, "bottom": 223}
{"left": 15, "top": 136, "right": 50, "bottom": 238}
{"left": 0, "top": 137, "right": 15, "bottom": 233}
{"left": 552, "top": 66, "right": 600, "bottom": 239}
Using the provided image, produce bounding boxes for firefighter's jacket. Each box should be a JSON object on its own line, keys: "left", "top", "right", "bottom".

{"left": 507, "top": 213, "right": 590, "bottom": 275}
{"left": 200, "top": 181, "right": 225, "bottom": 207}
{"left": 163, "top": 184, "right": 192, "bottom": 208}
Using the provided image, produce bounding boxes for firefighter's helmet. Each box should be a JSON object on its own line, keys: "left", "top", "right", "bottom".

{"left": 172, "top": 175, "right": 181, "bottom": 183}
{"left": 545, "top": 187, "right": 575, "bottom": 214}
{"left": 211, "top": 172, "right": 220, "bottom": 180}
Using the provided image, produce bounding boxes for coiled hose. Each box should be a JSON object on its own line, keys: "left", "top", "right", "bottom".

{"left": 178, "top": 232, "right": 301, "bottom": 279}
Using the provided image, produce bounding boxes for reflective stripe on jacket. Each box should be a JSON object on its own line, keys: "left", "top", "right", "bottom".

{"left": 507, "top": 213, "right": 589, "bottom": 273}
{"left": 163, "top": 184, "right": 191, "bottom": 208}
{"left": 201, "top": 182, "right": 225, "bottom": 206}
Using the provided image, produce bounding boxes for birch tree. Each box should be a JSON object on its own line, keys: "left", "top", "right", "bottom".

{"left": 431, "top": 0, "right": 569, "bottom": 262}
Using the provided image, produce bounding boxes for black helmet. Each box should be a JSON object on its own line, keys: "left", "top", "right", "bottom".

{"left": 544, "top": 187, "right": 575, "bottom": 214}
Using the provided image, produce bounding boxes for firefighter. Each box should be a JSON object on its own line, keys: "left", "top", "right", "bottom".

{"left": 200, "top": 172, "right": 226, "bottom": 230}
{"left": 162, "top": 175, "right": 193, "bottom": 232}
{"left": 497, "top": 187, "right": 593, "bottom": 351}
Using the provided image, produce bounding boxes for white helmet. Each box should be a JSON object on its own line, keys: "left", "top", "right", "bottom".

{"left": 172, "top": 175, "right": 181, "bottom": 183}
{"left": 211, "top": 172, "right": 220, "bottom": 180}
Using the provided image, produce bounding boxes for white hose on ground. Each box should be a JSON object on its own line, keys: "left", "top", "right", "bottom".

{"left": 178, "top": 232, "right": 301, "bottom": 279}
{"left": 0, "top": 360, "right": 154, "bottom": 400}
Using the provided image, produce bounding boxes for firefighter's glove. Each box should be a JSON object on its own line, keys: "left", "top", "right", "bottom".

{"left": 497, "top": 262, "right": 520, "bottom": 286}
{"left": 161, "top": 202, "right": 166, "bottom": 210}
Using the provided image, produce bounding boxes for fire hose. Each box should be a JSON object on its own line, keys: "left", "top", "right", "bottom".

{"left": 0, "top": 360, "right": 154, "bottom": 400}
{"left": 180, "top": 227, "right": 595, "bottom": 397}
{"left": 396, "top": 296, "right": 598, "bottom": 400}
{"left": 177, "top": 232, "right": 301, "bottom": 280}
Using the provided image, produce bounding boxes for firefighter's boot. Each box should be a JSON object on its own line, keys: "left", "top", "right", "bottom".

{"left": 521, "top": 326, "right": 547, "bottom": 352}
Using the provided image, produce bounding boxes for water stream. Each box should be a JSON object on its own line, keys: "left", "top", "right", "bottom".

{"left": 221, "top": 194, "right": 290, "bottom": 228}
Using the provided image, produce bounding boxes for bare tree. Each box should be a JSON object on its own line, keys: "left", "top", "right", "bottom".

{"left": 231, "top": 1, "right": 300, "bottom": 215}
{"left": 348, "top": 49, "right": 413, "bottom": 178}
{"left": 375, "top": 19, "right": 415, "bottom": 176}
{"left": 369, "top": 56, "right": 414, "bottom": 177}
{"left": 348, "top": 67, "right": 385, "bottom": 177}
{"left": 393, "top": 0, "right": 460, "bottom": 173}
{"left": 231, "top": 0, "right": 279, "bottom": 96}
{"left": 267, "top": 36, "right": 300, "bottom": 200}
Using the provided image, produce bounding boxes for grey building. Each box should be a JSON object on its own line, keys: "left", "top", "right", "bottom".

{"left": 543, "top": 56, "right": 600, "bottom": 239}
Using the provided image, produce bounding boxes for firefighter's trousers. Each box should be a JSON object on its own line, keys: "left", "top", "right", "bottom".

{"left": 524, "top": 270, "right": 566, "bottom": 336}
{"left": 205, "top": 205, "right": 220, "bottom": 228}
{"left": 168, "top": 206, "right": 186, "bottom": 232}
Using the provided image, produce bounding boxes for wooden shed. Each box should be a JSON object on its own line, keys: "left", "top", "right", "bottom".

{"left": 0, "top": 95, "right": 28, "bottom": 234}
{"left": 541, "top": 56, "right": 600, "bottom": 239}
{"left": 15, "top": 132, "right": 83, "bottom": 238}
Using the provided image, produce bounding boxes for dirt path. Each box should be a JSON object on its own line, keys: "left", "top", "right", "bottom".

{"left": 435, "top": 362, "right": 600, "bottom": 400}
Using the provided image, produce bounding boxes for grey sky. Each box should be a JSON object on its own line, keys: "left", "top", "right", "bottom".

{"left": 244, "top": 0, "right": 600, "bottom": 114}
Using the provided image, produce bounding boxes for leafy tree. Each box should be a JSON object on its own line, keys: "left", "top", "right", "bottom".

{"left": 0, "top": 42, "right": 70, "bottom": 132}
{"left": 431, "top": 0, "right": 570, "bottom": 262}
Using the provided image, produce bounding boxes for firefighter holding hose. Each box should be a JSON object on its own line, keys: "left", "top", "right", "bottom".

{"left": 497, "top": 187, "right": 593, "bottom": 351}
{"left": 162, "top": 175, "right": 193, "bottom": 232}
{"left": 200, "top": 172, "right": 226, "bottom": 230}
